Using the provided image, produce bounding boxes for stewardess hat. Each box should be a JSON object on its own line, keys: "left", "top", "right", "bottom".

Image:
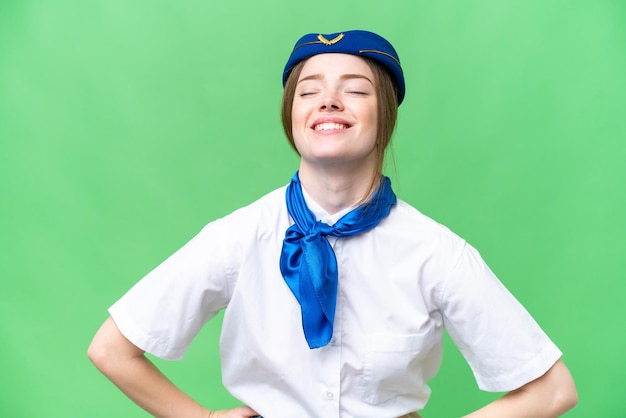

{"left": 282, "top": 30, "right": 405, "bottom": 105}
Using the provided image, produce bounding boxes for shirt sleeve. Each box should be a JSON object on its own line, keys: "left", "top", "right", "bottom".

{"left": 438, "top": 243, "right": 562, "bottom": 392}
{"left": 109, "top": 218, "right": 236, "bottom": 360}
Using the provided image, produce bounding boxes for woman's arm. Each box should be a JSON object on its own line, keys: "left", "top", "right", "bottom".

{"left": 463, "top": 359, "right": 578, "bottom": 418}
{"left": 87, "top": 317, "right": 258, "bottom": 418}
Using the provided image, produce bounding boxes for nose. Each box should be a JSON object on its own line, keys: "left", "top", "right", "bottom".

{"left": 319, "top": 91, "right": 343, "bottom": 111}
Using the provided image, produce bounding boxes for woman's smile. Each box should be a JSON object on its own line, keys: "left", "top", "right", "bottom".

{"left": 311, "top": 117, "right": 353, "bottom": 132}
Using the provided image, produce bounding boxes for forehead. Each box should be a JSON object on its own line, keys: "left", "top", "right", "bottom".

{"left": 298, "top": 53, "right": 374, "bottom": 80}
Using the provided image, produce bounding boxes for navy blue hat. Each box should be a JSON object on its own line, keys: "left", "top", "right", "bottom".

{"left": 282, "top": 30, "right": 405, "bottom": 105}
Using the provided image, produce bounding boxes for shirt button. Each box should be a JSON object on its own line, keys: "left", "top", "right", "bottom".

{"left": 326, "top": 392, "right": 334, "bottom": 400}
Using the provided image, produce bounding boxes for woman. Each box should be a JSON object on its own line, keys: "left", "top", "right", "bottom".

{"left": 88, "top": 30, "right": 578, "bottom": 418}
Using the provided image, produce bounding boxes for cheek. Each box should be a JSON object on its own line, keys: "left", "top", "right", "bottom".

{"left": 290, "top": 103, "right": 309, "bottom": 136}
{"left": 289, "top": 107, "right": 304, "bottom": 150}
{"left": 290, "top": 112, "right": 301, "bottom": 139}
{"left": 365, "top": 104, "right": 379, "bottom": 134}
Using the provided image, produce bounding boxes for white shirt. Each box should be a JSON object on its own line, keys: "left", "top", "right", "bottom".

{"left": 109, "top": 185, "right": 561, "bottom": 418}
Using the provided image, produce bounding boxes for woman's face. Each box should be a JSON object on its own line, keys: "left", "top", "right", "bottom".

{"left": 291, "top": 53, "right": 378, "bottom": 172}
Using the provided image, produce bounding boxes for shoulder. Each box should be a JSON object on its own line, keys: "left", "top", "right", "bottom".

{"left": 202, "top": 185, "right": 289, "bottom": 240}
{"left": 364, "top": 199, "right": 468, "bottom": 290}
{"left": 225, "top": 186, "right": 287, "bottom": 220}
{"left": 381, "top": 198, "right": 466, "bottom": 252}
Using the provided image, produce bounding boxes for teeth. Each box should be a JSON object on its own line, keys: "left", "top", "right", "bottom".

{"left": 314, "top": 122, "right": 347, "bottom": 131}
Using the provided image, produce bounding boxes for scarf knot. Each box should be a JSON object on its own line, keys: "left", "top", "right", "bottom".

{"left": 307, "top": 221, "right": 333, "bottom": 237}
{"left": 279, "top": 172, "right": 397, "bottom": 349}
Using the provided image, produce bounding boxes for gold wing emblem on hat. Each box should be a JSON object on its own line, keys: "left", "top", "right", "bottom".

{"left": 317, "top": 33, "right": 345, "bottom": 45}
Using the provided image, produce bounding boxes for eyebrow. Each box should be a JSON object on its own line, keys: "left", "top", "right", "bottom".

{"left": 297, "top": 73, "right": 374, "bottom": 85}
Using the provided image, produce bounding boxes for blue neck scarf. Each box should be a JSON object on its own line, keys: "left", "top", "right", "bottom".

{"left": 279, "top": 171, "right": 397, "bottom": 349}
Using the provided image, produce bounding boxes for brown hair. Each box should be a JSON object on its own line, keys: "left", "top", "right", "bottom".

{"left": 281, "top": 56, "right": 399, "bottom": 199}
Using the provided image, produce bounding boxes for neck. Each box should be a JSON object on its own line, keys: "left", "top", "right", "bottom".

{"left": 297, "top": 162, "right": 378, "bottom": 215}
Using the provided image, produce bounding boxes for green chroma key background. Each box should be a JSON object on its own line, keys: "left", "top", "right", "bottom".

{"left": 1, "top": 1, "right": 624, "bottom": 416}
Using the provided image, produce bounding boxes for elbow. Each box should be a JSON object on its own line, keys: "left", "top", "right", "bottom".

{"left": 87, "top": 318, "right": 121, "bottom": 373}
{"left": 87, "top": 317, "right": 145, "bottom": 376}
{"left": 544, "top": 371, "right": 578, "bottom": 417}
{"left": 520, "top": 359, "right": 578, "bottom": 417}
{"left": 553, "top": 384, "right": 578, "bottom": 415}
{"left": 87, "top": 338, "right": 109, "bottom": 372}
{"left": 87, "top": 335, "right": 131, "bottom": 379}
{"left": 542, "top": 359, "right": 578, "bottom": 416}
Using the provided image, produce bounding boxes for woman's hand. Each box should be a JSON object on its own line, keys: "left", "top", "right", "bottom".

{"left": 207, "top": 406, "right": 260, "bottom": 418}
